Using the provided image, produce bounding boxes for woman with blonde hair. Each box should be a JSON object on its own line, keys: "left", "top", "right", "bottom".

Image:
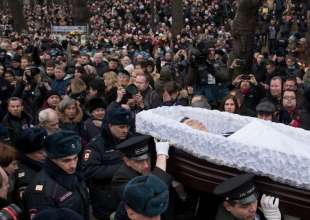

{"left": 57, "top": 96, "right": 83, "bottom": 134}
{"left": 103, "top": 71, "right": 118, "bottom": 104}
{"left": 68, "top": 78, "right": 87, "bottom": 105}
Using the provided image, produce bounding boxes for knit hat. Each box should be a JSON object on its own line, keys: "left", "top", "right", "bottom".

{"left": 43, "top": 130, "right": 81, "bottom": 159}
{"left": 16, "top": 128, "right": 47, "bottom": 154}
{"left": 123, "top": 175, "right": 169, "bottom": 217}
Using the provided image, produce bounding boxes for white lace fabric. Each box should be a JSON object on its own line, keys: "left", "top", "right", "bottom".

{"left": 136, "top": 106, "right": 310, "bottom": 190}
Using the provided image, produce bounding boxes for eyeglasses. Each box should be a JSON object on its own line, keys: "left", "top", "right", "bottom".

{"left": 283, "top": 96, "right": 296, "bottom": 100}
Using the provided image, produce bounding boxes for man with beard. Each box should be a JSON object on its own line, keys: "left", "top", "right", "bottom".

{"left": 23, "top": 130, "right": 89, "bottom": 220}
{"left": 81, "top": 106, "right": 133, "bottom": 220}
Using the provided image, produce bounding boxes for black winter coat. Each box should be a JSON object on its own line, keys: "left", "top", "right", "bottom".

{"left": 2, "top": 112, "right": 33, "bottom": 145}
{"left": 80, "top": 125, "right": 133, "bottom": 219}
{"left": 23, "top": 159, "right": 89, "bottom": 220}
{"left": 16, "top": 154, "right": 43, "bottom": 203}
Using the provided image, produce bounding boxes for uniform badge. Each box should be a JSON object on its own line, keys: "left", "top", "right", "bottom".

{"left": 84, "top": 149, "right": 91, "bottom": 161}
{"left": 35, "top": 185, "right": 44, "bottom": 191}
{"left": 18, "top": 172, "right": 25, "bottom": 178}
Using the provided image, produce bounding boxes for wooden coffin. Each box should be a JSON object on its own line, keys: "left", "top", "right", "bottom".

{"left": 167, "top": 148, "right": 310, "bottom": 220}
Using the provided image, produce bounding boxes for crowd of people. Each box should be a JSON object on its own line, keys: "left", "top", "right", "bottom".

{"left": 0, "top": 0, "right": 309, "bottom": 219}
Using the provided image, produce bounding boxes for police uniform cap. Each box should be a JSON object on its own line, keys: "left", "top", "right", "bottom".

{"left": 43, "top": 130, "right": 81, "bottom": 159}
{"left": 106, "top": 107, "right": 131, "bottom": 125}
{"left": 213, "top": 173, "right": 257, "bottom": 204}
{"left": 123, "top": 175, "right": 169, "bottom": 217}
{"left": 16, "top": 128, "right": 47, "bottom": 154}
{"left": 116, "top": 135, "right": 152, "bottom": 160}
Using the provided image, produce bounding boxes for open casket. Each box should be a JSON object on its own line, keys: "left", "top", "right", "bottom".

{"left": 136, "top": 106, "right": 310, "bottom": 219}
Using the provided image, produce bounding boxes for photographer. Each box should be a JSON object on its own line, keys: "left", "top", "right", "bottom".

{"left": 231, "top": 74, "right": 264, "bottom": 116}
{"left": 187, "top": 40, "right": 226, "bottom": 107}
{"left": 11, "top": 66, "right": 48, "bottom": 122}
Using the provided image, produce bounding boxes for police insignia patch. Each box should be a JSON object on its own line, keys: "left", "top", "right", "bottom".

{"left": 35, "top": 185, "right": 44, "bottom": 191}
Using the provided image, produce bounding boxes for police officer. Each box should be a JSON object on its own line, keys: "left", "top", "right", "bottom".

{"left": 112, "top": 135, "right": 173, "bottom": 219}
{"left": 15, "top": 128, "right": 47, "bottom": 203}
{"left": 112, "top": 135, "right": 171, "bottom": 201}
{"left": 23, "top": 130, "right": 89, "bottom": 220}
{"left": 213, "top": 173, "right": 281, "bottom": 220}
{"left": 81, "top": 106, "right": 133, "bottom": 220}
{"left": 116, "top": 175, "right": 169, "bottom": 220}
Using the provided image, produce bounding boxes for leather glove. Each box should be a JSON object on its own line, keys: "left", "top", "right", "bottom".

{"left": 260, "top": 194, "right": 281, "bottom": 220}
{"left": 155, "top": 139, "right": 170, "bottom": 158}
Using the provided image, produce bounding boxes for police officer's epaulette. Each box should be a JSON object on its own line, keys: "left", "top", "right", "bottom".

{"left": 34, "top": 184, "right": 44, "bottom": 192}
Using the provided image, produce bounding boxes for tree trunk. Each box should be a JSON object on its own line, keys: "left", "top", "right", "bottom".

{"left": 8, "top": 0, "right": 25, "bottom": 33}
{"left": 231, "top": 0, "right": 259, "bottom": 74}
{"left": 72, "top": 0, "right": 89, "bottom": 25}
{"left": 0, "top": 0, "right": 4, "bottom": 10}
{"left": 171, "top": 0, "right": 183, "bottom": 38}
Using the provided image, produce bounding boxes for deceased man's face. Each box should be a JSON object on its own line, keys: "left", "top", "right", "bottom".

{"left": 182, "top": 118, "right": 208, "bottom": 132}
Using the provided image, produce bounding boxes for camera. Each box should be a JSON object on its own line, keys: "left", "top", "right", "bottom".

{"left": 121, "top": 84, "right": 138, "bottom": 104}
{"left": 241, "top": 74, "right": 251, "bottom": 80}
{"left": 0, "top": 204, "right": 22, "bottom": 220}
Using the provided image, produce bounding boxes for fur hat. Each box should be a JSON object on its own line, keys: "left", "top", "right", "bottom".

{"left": 86, "top": 98, "right": 107, "bottom": 113}
{"left": 106, "top": 107, "right": 131, "bottom": 125}
{"left": 32, "top": 208, "right": 83, "bottom": 220}
{"left": 123, "top": 175, "right": 169, "bottom": 217}
{"left": 16, "top": 128, "right": 47, "bottom": 154}
{"left": 43, "top": 130, "right": 81, "bottom": 159}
